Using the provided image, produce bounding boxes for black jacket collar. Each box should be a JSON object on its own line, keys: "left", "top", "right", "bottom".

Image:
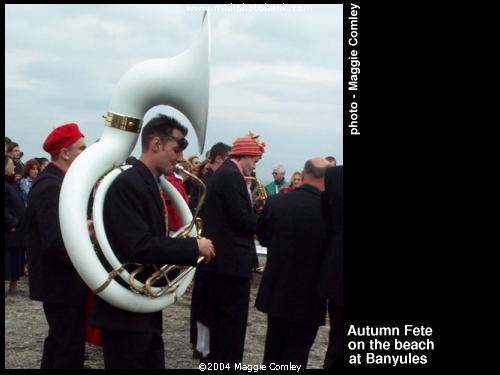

{"left": 296, "top": 183, "right": 322, "bottom": 196}
{"left": 133, "top": 160, "right": 159, "bottom": 187}
{"left": 43, "top": 162, "right": 65, "bottom": 180}
{"left": 133, "top": 160, "right": 165, "bottom": 225}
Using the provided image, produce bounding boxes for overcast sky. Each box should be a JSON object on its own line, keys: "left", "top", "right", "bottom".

{"left": 5, "top": 4, "right": 342, "bottom": 182}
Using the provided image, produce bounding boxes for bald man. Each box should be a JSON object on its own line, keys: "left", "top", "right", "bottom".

{"left": 24, "top": 123, "right": 88, "bottom": 369}
{"left": 255, "top": 157, "right": 331, "bottom": 369}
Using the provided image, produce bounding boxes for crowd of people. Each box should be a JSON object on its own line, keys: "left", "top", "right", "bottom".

{"left": 5, "top": 117, "right": 342, "bottom": 369}
{"left": 5, "top": 137, "right": 49, "bottom": 296}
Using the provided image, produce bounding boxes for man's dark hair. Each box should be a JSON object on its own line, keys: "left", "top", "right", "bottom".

{"left": 125, "top": 156, "right": 138, "bottom": 165}
{"left": 5, "top": 136, "right": 12, "bottom": 145}
{"left": 303, "top": 159, "right": 330, "bottom": 179}
{"left": 141, "top": 114, "right": 188, "bottom": 152}
{"left": 325, "top": 156, "right": 336, "bottom": 163}
{"left": 35, "top": 157, "right": 49, "bottom": 164}
{"left": 208, "top": 142, "right": 231, "bottom": 163}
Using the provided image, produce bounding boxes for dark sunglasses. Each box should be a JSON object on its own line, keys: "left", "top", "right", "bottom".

{"left": 166, "top": 135, "right": 188, "bottom": 151}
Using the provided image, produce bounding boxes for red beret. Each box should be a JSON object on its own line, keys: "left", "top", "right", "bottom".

{"left": 229, "top": 132, "right": 266, "bottom": 157}
{"left": 43, "top": 123, "right": 84, "bottom": 157}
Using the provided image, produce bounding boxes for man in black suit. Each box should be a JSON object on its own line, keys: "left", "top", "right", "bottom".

{"left": 201, "top": 132, "right": 266, "bottom": 363}
{"left": 91, "top": 114, "right": 215, "bottom": 369}
{"left": 319, "top": 165, "right": 343, "bottom": 368}
{"left": 24, "top": 123, "right": 88, "bottom": 369}
{"left": 189, "top": 141, "right": 231, "bottom": 360}
{"left": 255, "top": 157, "right": 331, "bottom": 368}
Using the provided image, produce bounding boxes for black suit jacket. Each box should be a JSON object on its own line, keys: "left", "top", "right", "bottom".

{"left": 255, "top": 184, "right": 328, "bottom": 326}
{"left": 24, "top": 163, "right": 87, "bottom": 306}
{"left": 202, "top": 159, "right": 257, "bottom": 278}
{"left": 91, "top": 160, "right": 199, "bottom": 333}
{"left": 318, "top": 166, "right": 343, "bottom": 305}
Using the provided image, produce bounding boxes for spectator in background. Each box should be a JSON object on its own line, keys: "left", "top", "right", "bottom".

{"left": 198, "top": 159, "right": 212, "bottom": 177}
{"left": 5, "top": 155, "right": 26, "bottom": 296}
{"left": 325, "top": 156, "right": 337, "bottom": 166}
{"left": 184, "top": 156, "right": 200, "bottom": 197}
{"left": 188, "top": 155, "right": 202, "bottom": 175}
{"left": 19, "top": 158, "right": 41, "bottom": 206}
{"left": 279, "top": 171, "right": 302, "bottom": 194}
{"left": 5, "top": 136, "right": 12, "bottom": 153}
{"left": 163, "top": 159, "right": 191, "bottom": 233}
{"left": 6, "top": 142, "right": 24, "bottom": 182}
{"left": 189, "top": 142, "right": 231, "bottom": 217}
{"left": 36, "top": 157, "right": 50, "bottom": 172}
{"left": 265, "top": 163, "right": 288, "bottom": 196}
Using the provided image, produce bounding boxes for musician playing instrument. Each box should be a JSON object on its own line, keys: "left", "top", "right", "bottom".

{"left": 24, "top": 123, "right": 88, "bottom": 369}
{"left": 201, "top": 133, "right": 266, "bottom": 363}
{"left": 90, "top": 115, "right": 215, "bottom": 369}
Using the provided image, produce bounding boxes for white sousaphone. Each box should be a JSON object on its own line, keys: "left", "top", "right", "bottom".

{"left": 59, "top": 12, "right": 210, "bottom": 313}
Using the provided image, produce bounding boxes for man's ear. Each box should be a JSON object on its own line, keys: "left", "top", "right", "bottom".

{"left": 60, "top": 148, "right": 70, "bottom": 161}
{"left": 150, "top": 137, "right": 162, "bottom": 152}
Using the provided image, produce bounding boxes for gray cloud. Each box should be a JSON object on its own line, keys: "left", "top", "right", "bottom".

{"left": 6, "top": 4, "right": 343, "bottom": 181}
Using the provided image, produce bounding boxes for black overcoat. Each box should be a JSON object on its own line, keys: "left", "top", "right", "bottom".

{"left": 255, "top": 184, "right": 328, "bottom": 326}
{"left": 5, "top": 179, "right": 26, "bottom": 249}
{"left": 318, "top": 166, "right": 343, "bottom": 306}
{"left": 91, "top": 160, "right": 199, "bottom": 333}
{"left": 202, "top": 159, "right": 257, "bottom": 278}
{"left": 24, "top": 163, "right": 87, "bottom": 306}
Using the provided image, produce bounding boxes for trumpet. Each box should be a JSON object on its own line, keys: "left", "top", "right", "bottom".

{"left": 245, "top": 176, "right": 268, "bottom": 203}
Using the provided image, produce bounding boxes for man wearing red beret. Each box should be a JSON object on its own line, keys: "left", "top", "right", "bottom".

{"left": 24, "top": 123, "right": 88, "bottom": 369}
{"left": 200, "top": 132, "right": 265, "bottom": 363}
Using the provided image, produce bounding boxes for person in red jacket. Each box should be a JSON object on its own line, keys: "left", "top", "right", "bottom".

{"left": 280, "top": 171, "right": 303, "bottom": 194}
{"left": 162, "top": 160, "right": 191, "bottom": 233}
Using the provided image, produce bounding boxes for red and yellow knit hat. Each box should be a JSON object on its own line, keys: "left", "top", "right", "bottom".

{"left": 229, "top": 132, "right": 266, "bottom": 157}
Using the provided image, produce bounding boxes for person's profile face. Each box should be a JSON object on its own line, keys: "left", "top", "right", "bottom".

{"left": 66, "top": 138, "right": 86, "bottom": 165}
{"left": 202, "top": 163, "right": 211, "bottom": 175}
{"left": 242, "top": 156, "right": 260, "bottom": 176}
{"left": 9, "top": 146, "right": 21, "bottom": 159}
{"left": 40, "top": 160, "right": 49, "bottom": 171}
{"left": 159, "top": 129, "right": 185, "bottom": 175}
